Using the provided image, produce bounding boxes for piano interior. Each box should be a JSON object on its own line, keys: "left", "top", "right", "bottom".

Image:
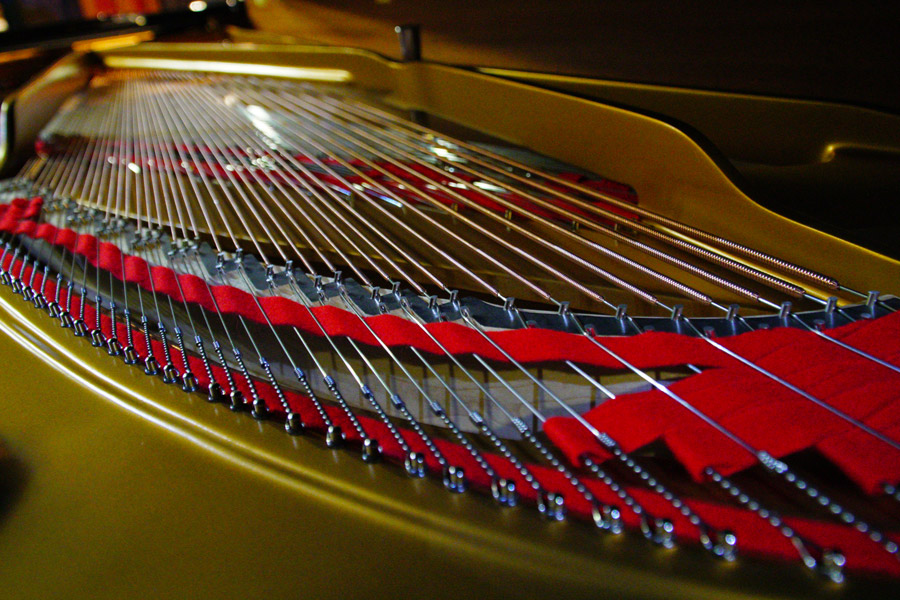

{"left": 0, "top": 2, "right": 898, "bottom": 598}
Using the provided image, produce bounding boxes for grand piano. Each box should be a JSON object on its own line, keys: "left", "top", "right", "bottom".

{"left": 0, "top": 2, "right": 898, "bottom": 598}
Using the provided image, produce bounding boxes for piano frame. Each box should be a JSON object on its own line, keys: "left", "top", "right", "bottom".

{"left": 0, "top": 39, "right": 898, "bottom": 599}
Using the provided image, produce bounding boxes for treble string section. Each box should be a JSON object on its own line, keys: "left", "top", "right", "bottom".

{"left": 175, "top": 72, "right": 710, "bottom": 527}
{"left": 161, "top": 121, "right": 376, "bottom": 451}
{"left": 128, "top": 77, "right": 230, "bottom": 397}
{"left": 135, "top": 75, "right": 368, "bottom": 444}
{"left": 181, "top": 76, "right": 548, "bottom": 491}
{"left": 173, "top": 73, "right": 545, "bottom": 489}
{"left": 91, "top": 74, "right": 140, "bottom": 352}
{"left": 168, "top": 74, "right": 595, "bottom": 496}
{"left": 163, "top": 72, "right": 567, "bottom": 496}
{"left": 125, "top": 84, "right": 196, "bottom": 387}
{"left": 170, "top": 74, "right": 548, "bottom": 477}
{"left": 130, "top": 88, "right": 201, "bottom": 391}
{"left": 150, "top": 80, "right": 322, "bottom": 421}
{"left": 184, "top": 73, "right": 584, "bottom": 497}
{"left": 163, "top": 71, "right": 468, "bottom": 469}
{"left": 220, "top": 74, "right": 884, "bottom": 562}
{"left": 135, "top": 76, "right": 275, "bottom": 412}
{"left": 180, "top": 72, "right": 736, "bottom": 536}
{"left": 139, "top": 82, "right": 264, "bottom": 412}
{"left": 326, "top": 84, "right": 853, "bottom": 302}
{"left": 93, "top": 74, "right": 164, "bottom": 375}
{"left": 74, "top": 79, "right": 129, "bottom": 341}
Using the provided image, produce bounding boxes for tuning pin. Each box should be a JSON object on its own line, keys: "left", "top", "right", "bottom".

{"left": 122, "top": 345, "right": 139, "bottom": 365}
{"left": 251, "top": 398, "right": 268, "bottom": 420}
{"left": 161, "top": 362, "right": 179, "bottom": 384}
{"left": 593, "top": 504, "right": 624, "bottom": 534}
{"left": 443, "top": 465, "right": 466, "bottom": 493}
{"left": 713, "top": 530, "right": 738, "bottom": 561}
{"left": 206, "top": 382, "right": 226, "bottom": 403}
{"left": 32, "top": 293, "right": 47, "bottom": 310}
{"left": 72, "top": 316, "right": 87, "bottom": 336}
{"left": 538, "top": 491, "right": 566, "bottom": 521}
{"left": 650, "top": 518, "right": 676, "bottom": 548}
{"left": 89, "top": 328, "right": 106, "bottom": 347}
{"left": 404, "top": 451, "right": 426, "bottom": 478}
{"left": 143, "top": 355, "right": 160, "bottom": 376}
{"left": 229, "top": 389, "right": 244, "bottom": 411}
{"left": 107, "top": 337, "right": 123, "bottom": 357}
{"left": 491, "top": 477, "right": 518, "bottom": 507}
{"left": 325, "top": 425, "right": 344, "bottom": 448}
{"left": 594, "top": 504, "right": 625, "bottom": 535}
{"left": 820, "top": 549, "right": 846, "bottom": 584}
{"left": 181, "top": 371, "right": 199, "bottom": 393}
{"left": 361, "top": 437, "right": 381, "bottom": 463}
{"left": 284, "top": 411, "right": 304, "bottom": 435}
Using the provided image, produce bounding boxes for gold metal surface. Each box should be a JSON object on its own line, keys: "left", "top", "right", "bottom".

{"left": 71, "top": 31, "right": 156, "bottom": 53}
{"left": 0, "top": 49, "right": 42, "bottom": 66}
{"left": 477, "top": 68, "right": 900, "bottom": 169}
{"left": 0, "top": 52, "right": 94, "bottom": 177}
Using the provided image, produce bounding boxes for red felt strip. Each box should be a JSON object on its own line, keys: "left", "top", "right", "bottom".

{"left": 2, "top": 198, "right": 733, "bottom": 371}
{"left": 544, "top": 311, "right": 900, "bottom": 495}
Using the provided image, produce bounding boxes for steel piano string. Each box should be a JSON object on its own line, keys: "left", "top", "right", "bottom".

{"left": 2, "top": 68, "right": 899, "bottom": 584}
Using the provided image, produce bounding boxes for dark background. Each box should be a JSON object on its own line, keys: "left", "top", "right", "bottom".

{"left": 249, "top": 0, "right": 900, "bottom": 114}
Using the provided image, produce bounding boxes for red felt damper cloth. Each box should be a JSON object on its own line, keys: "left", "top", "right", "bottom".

{"left": 5, "top": 205, "right": 735, "bottom": 371}
{"left": 544, "top": 311, "right": 900, "bottom": 495}
{"left": 6, "top": 255, "right": 900, "bottom": 577}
